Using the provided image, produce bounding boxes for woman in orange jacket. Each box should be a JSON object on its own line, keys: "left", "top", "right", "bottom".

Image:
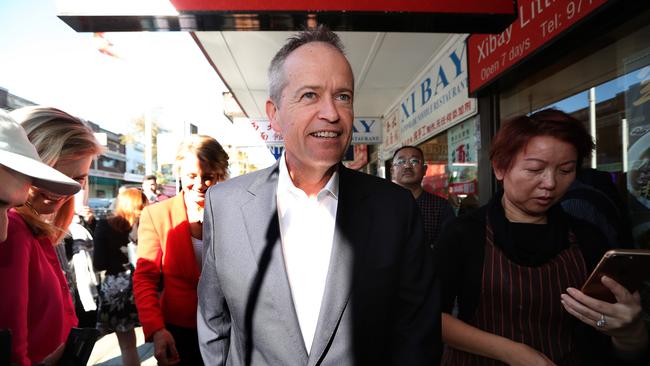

{"left": 133, "top": 135, "right": 229, "bottom": 366}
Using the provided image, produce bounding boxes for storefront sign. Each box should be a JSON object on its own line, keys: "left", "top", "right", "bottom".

{"left": 352, "top": 117, "right": 382, "bottom": 144}
{"left": 449, "top": 180, "right": 477, "bottom": 195}
{"left": 251, "top": 117, "right": 382, "bottom": 146}
{"left": 343, "top": 145, "right": 368, "bottom": 170}
{"left": 250, "top": 118, "right": 284, "bottom": 146}
{"left": 468, "top": 0, "right": 609, "bottom": 94}
{"left": 399, "top": 36, "right": 477, "bottom": 146}
{"left": 447, "top": 119, "right": 478, "bottom": 165}
{"left": 268, "top": 146, "right": 284, "bottom": 161}
{"left": 382, "top": 107, "right": 401, "bottom": 157}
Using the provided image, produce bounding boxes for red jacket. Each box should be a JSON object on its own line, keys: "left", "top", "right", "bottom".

{"left": 0, "top": 210, "right": 78, "bottom": 365}
{"left": 133, "top": 193, "right": 201, "bottom": 340}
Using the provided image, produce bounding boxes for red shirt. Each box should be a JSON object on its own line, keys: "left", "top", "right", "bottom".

{"left": 0, "top": 210, "right": 78, "bottom": 365}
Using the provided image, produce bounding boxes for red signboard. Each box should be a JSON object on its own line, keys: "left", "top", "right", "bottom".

{"left": 468, "top": 0, "right": 609, "bottom": 94}
{"left": 343, "top": 145, "right": 369, "bottom": 170}
{"left": 171, "top": 0, "right": 515, "bottom": 13}
{"left": 449, "top": 180, "right": 477, "bottom": 195}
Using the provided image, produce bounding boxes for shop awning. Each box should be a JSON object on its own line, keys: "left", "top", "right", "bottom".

{"left": 60, "top": 0, "right": 516, "bottom": 33}
{"left": 58, "top": 0, "right": 516, "bottom": 119}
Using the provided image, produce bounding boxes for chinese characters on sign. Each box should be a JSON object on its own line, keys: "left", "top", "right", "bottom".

{"left": 447, "top": 119, "right": 477, "bottom": 165}
{"left": 250, "top": 118, "right": 284, "bottom": 146}
{"left": 382, "top": 107, "right": 401, "bottom": 154}
{"left": 447, "top": 118, "right": 479, "bottom": 194}
{"left": 399, "top": 36, "right": 477, "bottom": 147}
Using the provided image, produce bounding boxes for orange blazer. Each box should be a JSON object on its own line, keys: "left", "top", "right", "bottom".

{"left": 133, "top": 193, "right": 201, "bottom": 341}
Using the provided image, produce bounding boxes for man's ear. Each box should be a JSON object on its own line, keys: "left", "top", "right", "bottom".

{"left": 266, "top": 99, "right": 281, "bottom": 133}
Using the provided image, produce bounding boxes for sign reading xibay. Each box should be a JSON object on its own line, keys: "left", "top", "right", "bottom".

{"left": 398, "top": 35, "right": 477, "bottom": 147}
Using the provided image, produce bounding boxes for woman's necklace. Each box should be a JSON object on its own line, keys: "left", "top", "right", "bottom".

{"left": 23, "top": 200, "right": 40, "bottom": 216}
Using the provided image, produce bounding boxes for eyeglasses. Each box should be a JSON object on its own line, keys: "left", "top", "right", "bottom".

{"left": 393, "top": 158, "right": 422, "bottom": 167}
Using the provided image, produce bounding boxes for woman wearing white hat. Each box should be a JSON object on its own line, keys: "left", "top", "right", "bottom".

{"left": 0, "top": 110, "right": 81, "bottom": 243}
{"left": 0, "top": 107, "right": 102, "bottom": 366}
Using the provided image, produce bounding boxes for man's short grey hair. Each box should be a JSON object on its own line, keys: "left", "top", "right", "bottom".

{"left": 268, "top": 25, "right": 347, "bottom": 106}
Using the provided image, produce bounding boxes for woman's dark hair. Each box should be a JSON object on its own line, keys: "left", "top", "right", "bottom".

{"left": 490, "top": 108, "right": 595, "bottom": 173}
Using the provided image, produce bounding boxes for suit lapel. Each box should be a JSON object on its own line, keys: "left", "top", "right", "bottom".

{"left": 241, "top": 163, "right": 309, "bottom": 363}
{"left": 308, "top": 166, "right": 371, "bottom": 365}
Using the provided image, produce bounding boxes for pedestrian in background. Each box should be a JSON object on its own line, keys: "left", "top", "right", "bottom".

{"left": 134, "top": 135, "right": 229, "bottom": 365}
{"left": 391, "top": 145, "right": 455, "bottom": 250}
{"left": 142, "top": 174, "right": 169, "bottom": 203}
{"left": 561, "top": 167, "right": 634, "bottom": 248}
{"left": 94, "top": 187, "right": 148, "bottom": 366}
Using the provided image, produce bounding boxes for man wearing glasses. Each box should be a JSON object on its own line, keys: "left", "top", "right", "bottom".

{"left": 391, "top": 146, "right": 455, "bottom": 250}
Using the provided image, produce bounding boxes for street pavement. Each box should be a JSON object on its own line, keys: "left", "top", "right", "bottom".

{"left": 88, "top": 327, "right": 156, "bottom": 365}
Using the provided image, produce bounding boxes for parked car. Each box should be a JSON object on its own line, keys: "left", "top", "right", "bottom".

{"left": 88, "top": 197, "right": 114, "bottom": 220}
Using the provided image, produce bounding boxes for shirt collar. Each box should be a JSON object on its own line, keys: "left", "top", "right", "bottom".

{"left": 278, "top": 153, "right": 339, "bottom": 200}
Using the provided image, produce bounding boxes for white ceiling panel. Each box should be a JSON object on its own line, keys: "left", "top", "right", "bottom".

{"left": 354, "top": 87, "right": 404, "bottom": 117}
{"left": 363, "top": 33, "right": 451, "bottom": 89}
{"left": 194, "top": 31, "right": 454, "bottom": 119}
{"left": 335, "top": 32, "right": 381, "bottom": 86}
{"left": 249, "top": 89, "right": 270, "bottom": 117}
{"left": 220, "top": 32, "right": 291, "bottom": 90}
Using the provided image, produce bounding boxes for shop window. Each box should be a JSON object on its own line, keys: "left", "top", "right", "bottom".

{"left": 418, "top": 133, "right": 449, "bottom": 200}
{"left": 97, "top": 156, "right": 126, "bottom": 173}
{"left": 500, "top": 16, "right": 650, "bottom": 247}
{"left": 445, "top": 117, "right": 480, "bottom": 215}
{"left": 414, "top": 116, "right": 481, "bottom": 215}
{"left": 541, "top": 60, "right": 650, "bottom": 248}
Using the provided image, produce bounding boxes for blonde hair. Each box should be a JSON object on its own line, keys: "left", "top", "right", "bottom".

{"left": 174, "top": 135, "right": 229, "bottom": 180}
{"left": 108, "top": 188, "right": 148, "bottom": 233}
{"left": 10, "top": 106, "right": 103, "bottom": 243}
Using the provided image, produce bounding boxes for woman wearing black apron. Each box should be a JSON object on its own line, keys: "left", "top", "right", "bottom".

{"left": 438, "top": 109, "right": 648, "bottom": 365}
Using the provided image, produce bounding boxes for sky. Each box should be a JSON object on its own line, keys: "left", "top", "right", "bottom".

{"left": 546, "top": 66, "right": 650, "bottom": 119}
{"left": 0, "top": 0, "right": 275, "bottom": 167}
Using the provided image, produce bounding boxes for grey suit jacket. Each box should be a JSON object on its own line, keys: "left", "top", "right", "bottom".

{"left": 197, "top": 162, "right": 441, "bottom": 366}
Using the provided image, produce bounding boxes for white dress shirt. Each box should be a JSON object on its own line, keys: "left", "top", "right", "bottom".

{"left": 191, "top": 236, "right": 203, "bottom": 268}
{"left": 276, "top": 154, "right": 338, "bottom": 353}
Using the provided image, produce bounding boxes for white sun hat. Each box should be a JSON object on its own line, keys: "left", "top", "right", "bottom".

{"left": 0, "top": 110, "right": 81, "bottom": 196}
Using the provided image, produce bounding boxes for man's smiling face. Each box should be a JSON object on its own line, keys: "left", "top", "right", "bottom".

{"left": 268, "top": 42, "right": 354, "bottom": 173}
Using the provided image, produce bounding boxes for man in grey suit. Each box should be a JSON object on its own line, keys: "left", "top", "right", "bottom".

{"left": 198, "top": 26, "right": 441, "bottom": 365}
